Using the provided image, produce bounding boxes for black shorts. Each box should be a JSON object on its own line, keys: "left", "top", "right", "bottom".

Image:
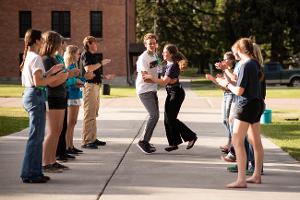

{"left": 234, "top": 99, "right": 265, "bottom": 124}
{"left": 48, "top": 97, "right": 67, "bottom": 110}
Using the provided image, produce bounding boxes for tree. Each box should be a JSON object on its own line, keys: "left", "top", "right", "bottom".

{"left": 136, "top": 0, "right": 223, "bottom": 73}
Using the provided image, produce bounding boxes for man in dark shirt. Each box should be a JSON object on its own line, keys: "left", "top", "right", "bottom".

{"left": 80, "top": 36, "right": 111, "bottom": 149}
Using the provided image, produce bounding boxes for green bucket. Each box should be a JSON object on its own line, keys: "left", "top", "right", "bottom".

{"left": 260, "top": 109, "right": 272, "bottom": 124}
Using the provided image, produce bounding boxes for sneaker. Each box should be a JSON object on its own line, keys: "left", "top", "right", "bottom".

{"left": 81, "top": 143, "right": 98, "bottom": 149}
{"left": 227, "top": 164, "right": 238, "bottom": 173}
{"left": 53, "top": 162, "right": 70, "bottom": 170}
{"left": 137, "top": 141, "right": 152, "bottom": 154}
{"left": 72, "top": 146, "right": 83, "bottom": 153}
{"left": 66, "top": 148, "right": 79, "bottom": 155}
{"left": 56, "top": 154, "right": 68, "bottom": 162}
{"left": 149, "top": 143, "right": 156, "bottom": 152}
{"left": 93, "top": 139, "right": 106, "bottom": 146}
{"left": 43, "top": 164, "right": 63, "bottom": 173}
{"left": 246, "top": 166, "right": 264, "bottom": 175}
{"left": 221, "top": 152, "right": 236, "bottom": 162}
{"left": 42, "top": 175, "right": 50, "bottom": 181}
{"left": 65, "top": 153, "right": 76, "bottom": 160}
{"left": 165, "top": 146, "right": 178, "bottom": 152}
{"left": 22, "top": 176, "right": 49, "bottom": 183}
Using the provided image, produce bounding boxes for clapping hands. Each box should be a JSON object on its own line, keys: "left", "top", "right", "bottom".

{"left": 215, "top": 76, "right": 229, "bottom": 88}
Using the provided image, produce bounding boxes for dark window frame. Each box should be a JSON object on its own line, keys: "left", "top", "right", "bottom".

{"left": 19, "top": 11, "right": 32, "bottom": 38}
{"left": 51, "top": 11, "right": 71, "bottom": 38}
{"left": 90, "top": 11, "right": 103, "bottom": 38}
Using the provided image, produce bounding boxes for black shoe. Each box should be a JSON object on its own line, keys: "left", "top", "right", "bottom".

{"left": 53, "top": 162, "right": 70, "bottom": 170}
{"left": 149, "top": 143, "right": 156, "bottom": 152}
{"left": 186, "top": 137, "right": 198, "bottom": 150}
{"left": 66, "top": 148, "right": 79, "bottom": 155}
{"left": 56, "top": 154, "right": 68, "bottom": 162}
{"left": 94, "top": 139, "right": 106, "bottom": 146}
{"left": 43, "top": 164, "right": 63, "bottom": 173}
{"left": 165, "top": 146, "right": 178, "bottom": 152}
{"left": 65, "top": 153, "right": 76, "bottom": 160}
{"left": 137, "top": 141, "right": 152, "bottom": 154}
{"left": 72, "top": 146, "right": 83, "bottom": 153}
{"left": 42, "top": 175, "right": 50, "bottom": 181}
{"left": 22, "top": 176, "right": 49, "bottom": 183}
{"left": 81, "top": 143, "right": 98, "bottom": 149}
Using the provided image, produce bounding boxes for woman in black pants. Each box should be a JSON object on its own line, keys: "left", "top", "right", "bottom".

{"left": 143, "top": 44, "right": 197, "bottom": 152}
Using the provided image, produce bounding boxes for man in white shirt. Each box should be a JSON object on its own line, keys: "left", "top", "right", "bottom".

{"left": 136, "top": 33, "right": 160, "bottom": 154}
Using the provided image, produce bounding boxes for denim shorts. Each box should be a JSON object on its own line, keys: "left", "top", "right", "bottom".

{"left": 68, "top": 99, "right": 81, "bottom": 106}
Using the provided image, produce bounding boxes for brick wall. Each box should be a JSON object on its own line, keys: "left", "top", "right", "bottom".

{"left": 0, "top": 0, "right": 136, "bottom": 84}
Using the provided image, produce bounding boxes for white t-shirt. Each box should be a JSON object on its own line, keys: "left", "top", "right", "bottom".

{"left": 21, "top": 51, "right": 45, "bottom": 87}
{"left": 135, "top": 51, "right": 159, "bottom": 94}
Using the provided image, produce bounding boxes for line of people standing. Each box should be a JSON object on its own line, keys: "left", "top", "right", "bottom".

{"left": 20, "top": 29, "right": 111, "bottom": 183}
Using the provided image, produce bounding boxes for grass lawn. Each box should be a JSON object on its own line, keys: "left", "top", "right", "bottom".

{"left": 190, "top": 77, "right": 300, "bottom": 98}
{"left": 261, "top": 110, "right": 300, "bottom": 161}
{"left": 100, "top": 85, "right": 136, "bottom": 98}
{"left": 0, "top": 84, "right": 23, "bottom": 97}
{"left": 0, "top": 107, "right": 28, "bottom": 137}
{"left": 0, "top": 84, "right": 137, "bottom": 98}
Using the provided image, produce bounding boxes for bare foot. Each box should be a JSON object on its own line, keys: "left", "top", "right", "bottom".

{"left": 246, "top": 176, "right": 262, "bottom": 184}
{"left": 226, "top": 181, "right": 247, "bottom": 188}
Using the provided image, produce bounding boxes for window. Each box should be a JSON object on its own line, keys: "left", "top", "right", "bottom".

{"left": 90, "top": 11, "right": 103, "bottom": 38}
{"left": 19, "top": 53, "right": 24, "bottom": 65}
{"left": 52, "top": 11, "right": 70, "bottom": 38}
{"left": 19, "top": 11, "right": 31, "bottom": 38}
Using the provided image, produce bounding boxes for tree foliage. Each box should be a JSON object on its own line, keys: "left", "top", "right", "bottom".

{"left": 136, "top": 0, "right": 300, "bottom": 71}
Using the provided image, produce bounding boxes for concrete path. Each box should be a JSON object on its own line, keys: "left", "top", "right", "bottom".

{"left": 0, "top": 86, "right": 299, "bottom": 200}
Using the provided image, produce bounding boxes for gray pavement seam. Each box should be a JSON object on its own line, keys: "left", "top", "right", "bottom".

{"left": 96, "top": 119, "right": 147, "bottom": 200}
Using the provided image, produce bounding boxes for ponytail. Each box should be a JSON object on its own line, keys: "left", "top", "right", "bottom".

{"left": 19, "top": 44, "right": 28, "bottom": 72}
{"left": 19, "top": 29, "right": 42, "bottom": 72}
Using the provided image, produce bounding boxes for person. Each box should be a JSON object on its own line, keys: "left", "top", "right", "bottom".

{"left": 80, "top": 36, "right": 111, "bottom": 149}
{"left": 64, "top": 45, "right": 85, "bottom": 155}
{"left": 216, "top": 38, "right": 265, "bottom": 188}
{"left": 20, "top": 29, "right": 67, "bottom": 183}
{"left": 143, "top": 44, "right": 198, "bottom": 152}
{"left": 55, "top": 38, "right": 79, "bottom": 162}
{"left": 206, "top": 52, "right": 236, "bottom": 153}
{"left": 222, "top": 42, "right": 265, "bottom": 175}
{"left": 41, "top": 31, "right": 69, "bottom": 172}
{"left": 135, "top": 33, "right": 160, "bottom": 154}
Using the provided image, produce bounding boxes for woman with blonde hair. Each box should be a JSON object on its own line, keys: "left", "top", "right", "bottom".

{"left": 64, "top": 45, "right": 85, "bottom": 154}
{"left": 216, "top": 38, "right": 265, "bottom": 188}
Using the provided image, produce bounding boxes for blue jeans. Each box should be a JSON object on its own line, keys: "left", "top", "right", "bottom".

{"left": 20, "top": 88, "right": 46, "bottom": 180}
{"left": 222, "top": 92, "right": 234, "bottom": 142}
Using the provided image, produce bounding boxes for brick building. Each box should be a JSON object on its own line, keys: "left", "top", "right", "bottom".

{"left": 0, "top": 0, "right": 139, "bottom": 85}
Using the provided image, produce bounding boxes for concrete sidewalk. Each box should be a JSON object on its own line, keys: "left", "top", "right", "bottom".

{"left": 0, "top": 87, "right": 299, "bottom": 200}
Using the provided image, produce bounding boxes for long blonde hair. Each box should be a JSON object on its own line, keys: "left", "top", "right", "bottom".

{"left": 64, "top": 45, "right": 79, "bottom": 68}
{"left": 253, "top": 43, "right": 264, "bottom": 66}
